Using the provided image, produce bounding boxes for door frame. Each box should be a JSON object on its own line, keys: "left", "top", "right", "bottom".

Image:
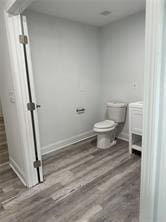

{"left": 140, "top": 0, "right": 165, "bottom": 221}
{"left": 4, "top": 0, "right": 166, "bottom": 220}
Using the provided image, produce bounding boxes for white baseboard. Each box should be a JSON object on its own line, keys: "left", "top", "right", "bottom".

{"left": 0, "top": 161, "right": 9, "bottom": 167}
{"left": 9, "top": 157, "right": 27, "bottom": 186}
{"left": 42, "top": 130, "right": 96, "bottom": 156}
{"left": 118, "top": 132, "right": 129, "bottom": 142}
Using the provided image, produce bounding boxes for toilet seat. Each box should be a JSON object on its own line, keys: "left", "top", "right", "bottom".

{"left": 94, "top": 120, "right": 116, "bottom": 133}
{"left": 94, "top": 120, "right": 115, "bottom": 129}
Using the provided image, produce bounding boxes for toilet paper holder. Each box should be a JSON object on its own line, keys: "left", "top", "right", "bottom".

{"left": 76, "top": 108, "right": 85, "bottom": 114}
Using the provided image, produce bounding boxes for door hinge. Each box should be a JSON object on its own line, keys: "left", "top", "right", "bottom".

{"left": 33, "top": 160, "right": 41, "bottom": 169}
{"left": 19, "top": 34, "right": 28, "bottom": 45}
{"left": 27, "top": 102, "right": 36, "bottom": 111}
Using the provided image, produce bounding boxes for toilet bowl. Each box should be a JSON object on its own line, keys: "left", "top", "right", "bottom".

{"left": 93, "top": 102, "right": 127, "bottom": 149}
{"left": 93, "top": 120, "right": 117, "bottom": 149}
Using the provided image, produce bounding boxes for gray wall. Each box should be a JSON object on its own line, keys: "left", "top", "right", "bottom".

{"left": 101, "top": 11, "right": 145, "bottom": 139}
{"left": 26, "top": 11, "right": 101, "bottom": 151}
{"left": 26, "top": 10, "right": 145, "bottom": 151}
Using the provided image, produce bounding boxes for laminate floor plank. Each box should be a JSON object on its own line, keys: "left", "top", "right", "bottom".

{"left": 0, "top": 139, "right": 141, "bottom": 222}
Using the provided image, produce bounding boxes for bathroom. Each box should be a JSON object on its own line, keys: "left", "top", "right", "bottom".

{"left": 25, "top": 2, "right": 144, "bottom": 219}
{"left": 24, "top": 4, "right": 145, "bottom": 154}
{"left": 0, "top": 0, "right": 145, "bottom": 221}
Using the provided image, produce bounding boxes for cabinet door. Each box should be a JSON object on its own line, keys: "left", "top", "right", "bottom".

{"left": 130, "top": 108, "right": 143, "bottom": 135}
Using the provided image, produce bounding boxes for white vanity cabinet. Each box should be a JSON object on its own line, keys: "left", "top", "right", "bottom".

{"left": 129, "top": 101, "right": 143, "bottom": 154}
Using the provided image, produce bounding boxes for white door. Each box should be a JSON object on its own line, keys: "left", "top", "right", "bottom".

{"left": 5, "top": 13, "right": 43, "bottom": 187}
{"left": 20, "top": 15, "right": 43, "bottom": 183}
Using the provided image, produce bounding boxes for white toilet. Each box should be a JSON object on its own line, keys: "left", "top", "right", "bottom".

{"left": 93, "top": 102, "right": 127, "bottom": 149}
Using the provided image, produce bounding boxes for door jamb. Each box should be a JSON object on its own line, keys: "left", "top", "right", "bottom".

{"left": 140, "top": 0, "right": 165, "bottom": 221}
{"left": 6, "top": 0, "right": 34, "bottom": 15}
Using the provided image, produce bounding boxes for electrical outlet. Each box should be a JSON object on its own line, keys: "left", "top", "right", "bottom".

{"left": 9, "top": 91, "right": 15, "bottom": 103}
{"left": 132, "top": 82, "right": 137, "bottom": 89}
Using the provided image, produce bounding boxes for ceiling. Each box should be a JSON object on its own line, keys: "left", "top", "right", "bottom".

{"left": 29, "top": 0, "right": 146, "bottom": 27}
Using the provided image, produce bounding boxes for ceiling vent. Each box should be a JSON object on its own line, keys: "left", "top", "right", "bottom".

{"left": 100, "top": 10, "right": 112, "bottom": 16}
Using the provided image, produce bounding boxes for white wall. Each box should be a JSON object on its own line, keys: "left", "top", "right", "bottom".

{"left": 26, "top": 11, "right": 101, "bottom": 153}
{"left": 101, "top": 11, "right": 145, "bottom": 140}
{"left": 25, "top": 10, "right": 145, "bottom": 153}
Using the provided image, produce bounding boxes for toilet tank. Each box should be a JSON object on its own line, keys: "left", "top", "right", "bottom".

{"left": 107, "top": 102, "right": 127, "bottom": 123}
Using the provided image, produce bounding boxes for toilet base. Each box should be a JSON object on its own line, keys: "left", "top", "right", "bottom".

{"left": 97, "top": 133, "right": 117, "bottom": 149}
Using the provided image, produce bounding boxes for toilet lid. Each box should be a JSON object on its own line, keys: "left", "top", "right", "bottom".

{"left": 94, "top": 120, "right": 115, "bottom": 129}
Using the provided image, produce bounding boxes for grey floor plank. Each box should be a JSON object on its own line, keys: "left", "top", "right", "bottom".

{"left": 0, "top": 139, "right": 141, "bottom": 222}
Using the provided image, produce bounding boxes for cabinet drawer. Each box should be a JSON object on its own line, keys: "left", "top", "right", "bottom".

{"left": 130, "top": 109, "right": 143, "bottom": 135}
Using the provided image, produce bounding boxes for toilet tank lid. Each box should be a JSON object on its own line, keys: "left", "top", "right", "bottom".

{"left": 107, "top": 102, "right": 127, "bottom": 108}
